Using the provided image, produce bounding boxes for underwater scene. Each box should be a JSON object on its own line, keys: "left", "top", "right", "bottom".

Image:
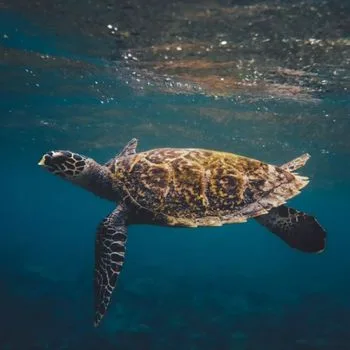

{"left": 1, "top": 0, "right": 350, "bottom": 349}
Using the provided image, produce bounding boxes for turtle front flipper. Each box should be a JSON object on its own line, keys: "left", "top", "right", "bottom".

{"left": 104, "top": 138, "right": 138, "bottom": 167}
{"left": 118, "top": 138, "right": 138, "bottom": 157}
{"left": 94, "top": 204, "right": 129, "bottom": 327}
{"left": 255, "top": 205, "right": 326, "bottom": 253}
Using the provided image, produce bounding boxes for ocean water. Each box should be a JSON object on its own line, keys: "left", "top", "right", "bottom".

{"left": 1, "top": 1, "right": 350, "bottom": 349}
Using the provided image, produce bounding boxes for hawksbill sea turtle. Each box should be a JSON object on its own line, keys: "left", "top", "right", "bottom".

{"left": 38, "top": 138, "right": 326, "bottom": 326}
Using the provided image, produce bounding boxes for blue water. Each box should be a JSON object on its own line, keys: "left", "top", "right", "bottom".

{"left": 1, "top": 2, "right": 350, "bottom": 349}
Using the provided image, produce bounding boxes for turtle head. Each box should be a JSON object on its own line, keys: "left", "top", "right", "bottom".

{"left": 38, "top": 150, "right": 88, "bottom": 180}
{"left": 38, "top": 150, "right": 118, "bottom": 201}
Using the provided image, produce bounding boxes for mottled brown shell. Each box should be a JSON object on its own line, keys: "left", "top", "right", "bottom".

{"left": 112, "top": 148, "right": 308, "bottom": 227}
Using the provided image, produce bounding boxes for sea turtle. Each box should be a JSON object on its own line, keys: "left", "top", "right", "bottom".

{"left": 38, "top": 138, "right": 326, "bottom": 326}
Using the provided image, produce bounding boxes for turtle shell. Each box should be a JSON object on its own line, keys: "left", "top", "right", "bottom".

{"left": 113, "top": 148, "right": 308, "bottom": 227}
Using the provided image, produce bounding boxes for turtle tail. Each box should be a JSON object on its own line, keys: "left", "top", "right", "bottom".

{"left": 255, "top": 205, "right": 326, "bottom": 253}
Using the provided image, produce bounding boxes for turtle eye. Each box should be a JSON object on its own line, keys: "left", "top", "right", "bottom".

{"left": 50, "top": 154, "right": 66, "bottom": 165}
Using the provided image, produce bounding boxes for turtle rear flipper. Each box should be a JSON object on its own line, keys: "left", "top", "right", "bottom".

{"left": 255, "top": 205, "right": 326, "bottom": 253}
{"left": 280, "top": 153, "right": 310, "bottom": 172}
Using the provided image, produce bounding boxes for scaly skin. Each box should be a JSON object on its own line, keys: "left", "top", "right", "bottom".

{"left": 38, "top": 150, "right": 119, "bottom": 201}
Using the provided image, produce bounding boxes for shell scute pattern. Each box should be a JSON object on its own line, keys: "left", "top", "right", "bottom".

{"left": 165, "top": 156, "right": 208, "bottom": 215}
{"left": 114, "top": 155, "right": 171, "bottom": 211}
{"left": 114, "top": 148, "right": 307, "bottom": 226}
{"left": 118, "top": 149, "right": 265, "bottom": 216}
{"left": 207, "top": 158, "right": 247, "bottom": 211}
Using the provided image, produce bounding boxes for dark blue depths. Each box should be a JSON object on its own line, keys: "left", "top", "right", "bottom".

{"left": 1, "top": 9, "right": 350, "bottom": 350}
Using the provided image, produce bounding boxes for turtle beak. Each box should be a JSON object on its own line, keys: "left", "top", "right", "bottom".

{"left": 38, "top": 156, "right": 46, "bottom": 166}
{"left": 38, "top": 151, "right": 54, "bottom": 167}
